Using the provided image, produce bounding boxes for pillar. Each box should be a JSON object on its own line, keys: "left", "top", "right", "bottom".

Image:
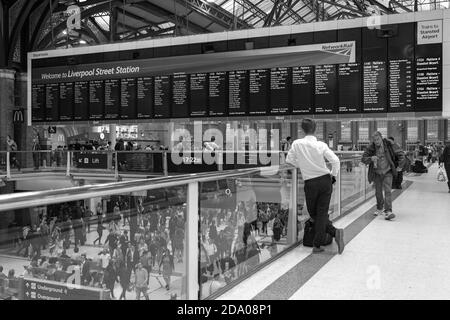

{"left": 109, "top": 124, "right": 117, "bottom": 147}
{"left": 0, "top": 68, "right": 16, "bottom": 151}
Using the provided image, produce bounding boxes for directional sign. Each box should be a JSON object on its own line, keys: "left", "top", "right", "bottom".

{"left": 22, "top": 278, "right": 105, "bottom": 301}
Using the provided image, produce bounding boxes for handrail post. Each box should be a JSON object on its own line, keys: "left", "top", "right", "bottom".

{"left": 163, "top": 152, "right": 168, "bottom": 176}
{"left": 337, "top": 165, "right": 342, "bottom": 217}
{"left": 186, "top": 182, "right": 199, "bottom": 300}
{"left": 114, "top": 152, "right": 119, "bottom": 180}
{"left": 66, "top": 151, "right": 71, "bottom": 177}
{"left": 6, "top": 152, "right": 11, "bottom": 179}
{"left": 288, "top": 168, "right": 298, "bottom": 245}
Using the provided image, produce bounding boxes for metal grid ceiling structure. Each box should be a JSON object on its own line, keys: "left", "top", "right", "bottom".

{"left": 0, "top": 0, "right": 449, "bottom": 69}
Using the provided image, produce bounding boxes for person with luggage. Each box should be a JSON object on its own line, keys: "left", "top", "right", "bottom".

{"left": 439, "top": 143, "right": 450, "bottom": 193}
{"left": 286, "top": 118, "right": 345, "bottom": 254}
{"left": 362, "top": 131, "right": 406, "bottom": 221}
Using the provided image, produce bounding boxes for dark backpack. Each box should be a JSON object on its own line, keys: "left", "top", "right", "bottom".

{"left": 302, "top": 219, "right": 333, "bottom": 247}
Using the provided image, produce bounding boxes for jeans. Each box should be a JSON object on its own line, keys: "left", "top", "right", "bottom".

{"left": 374, "top": 172, "right": 393, "bottom": 212}
{"left": 304, "top": 174, "right": 337, "bottom": 248}
{"left": 135, "top": 286, "right": 149, "bottom": 300}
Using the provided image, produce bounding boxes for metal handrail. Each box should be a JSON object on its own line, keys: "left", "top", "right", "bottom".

{"left": 0, "top": 165, "right": 289, "bottom": 212}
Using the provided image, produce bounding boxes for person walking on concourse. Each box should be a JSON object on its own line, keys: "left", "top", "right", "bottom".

{"left": 362, "top": 131, "right": 405, "bottom": 220}
{"left": 286, "top": 119, "right": 345, "bottom": 254}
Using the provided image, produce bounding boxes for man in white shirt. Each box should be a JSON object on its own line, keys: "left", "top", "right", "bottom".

{"left": 204, "top": 136, "right": 220, "bottom": 151}
{"left": 286, "top": 119, "right": 345, "bottom": 254}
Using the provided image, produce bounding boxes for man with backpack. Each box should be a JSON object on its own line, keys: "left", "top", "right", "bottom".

{"left": 362, "top": 132, "right": 406, "bottom": 221}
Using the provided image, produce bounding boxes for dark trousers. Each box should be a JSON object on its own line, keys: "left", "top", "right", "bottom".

{"left": 304, "top": 174, "right": 336, "bottom": 248}
{"left": 392, "top": 171, "right": 403, "bottom": 189}
{"left": 32, "top": 153, "right": 40, "bottom": 169}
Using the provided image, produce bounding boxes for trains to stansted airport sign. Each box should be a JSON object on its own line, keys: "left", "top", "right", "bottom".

{"left": 30, "top": 21, "right": 442, "bottom": 123}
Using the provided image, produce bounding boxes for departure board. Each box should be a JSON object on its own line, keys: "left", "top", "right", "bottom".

{"left": 137, "top": 77, "right": 153, "bottom": 119}
{"left": 32, "top": 84, "right": 46, "bottom": 122}
{"left": 45, "top": 83, "right": 59, "bottom": 122}
{"left": 59, "top": 83, "right": 74, "bottom": 121}
{"left": 209, "top": 72, "right": 228, "bottom": 117}
{"left": 74, "top": 82, "right": 89, "bottom": 121}
{"left": 415, "top": 55, "right": 442, "bottom": 112}
{"left": 363, "top": 61, "right": 387, "bottom": 112}
{"left": 315, "top": 65, "right": 337, "bottom": 114}
{"left": 190, "top": 73, "right": 208, "bottom": 117}
{"left": 172, "top": 73, "right": 189, "bottom": 118}
{"left": 248, "top": 69, "right": 269, "bottom": 115}
{"left": 388, "top": 59, "right": 413, "bottom": 112}
{"left": 104, "top": 79, "right": 120, "bottom": 119}
{"left": 120, "top": 78, "right": 137, "bottom": 119}
{"left": 89, "top": 80, "right": 104, "bottom": 120}
{"left": 292, "top": 66, "right": 314, "bottom": 114}
{"left": 154, "top": 75, "right": 171, "bottom": 118}
{"left": 270, "top": 67, "right": 290, "bottom": 115}
{"left": 338, "top": 63, "right": 361, "bottom": 113}
{"left": 228, "top": 70, "right": 248, "bottom": 116}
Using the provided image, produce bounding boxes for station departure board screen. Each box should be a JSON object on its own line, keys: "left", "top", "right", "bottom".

{"left": 248, "top": 69, "right": 269, "bottom": 115}
{"left": 172, "top": 73, "right": 189, "bottom": 118}
{"left": 338, "top": 63, "right": 361, "bottom": 113}
{"left": 104, "top": 79, "right": 120, "bottom": 119}
{"left": 209, "top": 72, "right": 228, "bottom": 117}
{"left": 190, "top": 73, "right": 208, "bottom": 117}
{"left": 315, "top": 65, "right": 337, "bottom": 114}
{"left": 292, "top": 66, "right": 314, "bottom": 114}
{"left": 270, "top": 68, "right": 290, "bottom": 115}
{"left": 154, "top": 75, "right": 171, "bottom": 118}
{"left": 30, "top": 23, "right": 443, "bottom": 122}
{"left": 59, "top": 82, "right": 74, "bottom": 121}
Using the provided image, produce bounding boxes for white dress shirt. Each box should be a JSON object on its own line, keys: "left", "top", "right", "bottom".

{"left": 286, "top": 135, "right": 340, "bottom": 181}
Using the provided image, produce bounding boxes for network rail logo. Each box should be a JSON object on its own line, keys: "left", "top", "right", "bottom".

{"left": 170, "top": 122, "right": 281, "bottom": 168}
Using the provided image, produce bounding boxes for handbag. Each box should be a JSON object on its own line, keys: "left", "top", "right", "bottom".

{"left": 302, "top": 219, "right": 333, "bottom": 247}
{"left": 437, "top": 166, "right": 448, "bottom": 182}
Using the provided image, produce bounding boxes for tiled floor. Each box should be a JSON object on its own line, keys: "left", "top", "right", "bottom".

{"left": 220, "top": 164, "right": 450, "bottom": 300}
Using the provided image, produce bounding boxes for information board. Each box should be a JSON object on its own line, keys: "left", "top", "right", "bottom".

{"left": 32, "top": 84, "right": 46, "bottom": 122}
{"left": 104, "top": 79, "right": 120, "bottom": 119}
{"left": 208, "top": 72, "right": 228, "bottom": 117}
{"left": 137, "top": 77, "right": 153, "bottom": 119}
{"left": 154, "top": 75, "right": 171, "bottom": 118}
{"left": 338, "top": 63, "right": 361, "bottom": 113}
{"left": 363, "top": 61, "right": 387, "bottom": 112}
{"left": 74, "top": 82, "right": 89, "bottom": 121}
{"left": 228, "top": 70, "right": 248, "bottom": 116}
{"left": 292, "top": 66, "right": 314, "bottom": 114}
{"left": 315, "top": 64, "right": 337, "bottom": 114}
{"left": 415, "top": 52, "right": 442, "bottom": 111}
{"left": 172, "top": 73, "right": 189, "bottom": 118}
{"left": 388, "top": 59, "right": 413, "bottom": 112}
{"left": 59, "top": 83, "right": 74, "bottom": 121}
{"left": 45, "top": 83, "right": 59, "bottom": 121}
{"left": 89, "top": 80, "right": 104, "bottom": 120}
{"left": 190, "top": 73, "right": 208, "bottom": 117}
{"left": 120, "top": 78, "right": 137, "bottom": 119}
{"left": 249, "top": 69, "right": 269, "bottom": 115}
{"left": 270, "top": 67, "right": 290, "bottom": 115}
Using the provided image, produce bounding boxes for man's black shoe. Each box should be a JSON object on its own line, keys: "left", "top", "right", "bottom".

{"left": 335, "top": 229, "right": 345, "bottom": 254}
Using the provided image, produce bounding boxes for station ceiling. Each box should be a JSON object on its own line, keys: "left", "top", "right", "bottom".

{"left": 0, "top": 0, "right": 449, "bottom": 69}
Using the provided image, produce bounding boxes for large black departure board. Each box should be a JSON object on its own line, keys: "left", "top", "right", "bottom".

{"left": 154, "top": 75, "right": 171, "bottom": 118}
{"left": 172, "top": 73, "right": 189, "bottom": 118}
{"left": 104, "top": 79, "right": 120, "bottom": 119}
{"left": 121, "top": 78, "right": 137, "bottom": 119}
{"left": 338, "top": 63, "right": 361, "bottom": 113}
{"left": 59, "top": 83, "right": 74, "bottom": 121}
{"left": 388, "top": 59, "right": 413, "bottom": 112}
{"left": 363, "top": 61, "right": 387, "bottom": 112}
{"left": 74, "top": 82, "right": 89, "bottom": 121}
{"left": 315, "top": 65, "right": 337, "bottom": 114}
{"left": 89, "top": 80, "right": 104, "bottom": 120}
{"left": 415, "top": 44, "right": 442, "bottom": 112}
{"left": 249, "top": 69, "right": 269, "bottom": 115}
{"left": 46, "top": 83, "right": 59, "bottom": 122}
{"left": 292, "top": 66, "right": 314, "bottom": 114}
{"left": 209, "top": 72, "right": 228, "bottom": 117}
{"left": 137, "top": 77, "right": 153, "bottom": 119}
{"left": 229, "top": 70, "right": 248, "bottom": 116}
{"left": 270, "top": 68, "right": 290, "bottom": 115}
{"left": 190, "top": 73, "right": 208, "bottom": 117}
{"left": 32, "top": 84, "right": 46, "bottom": 122}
